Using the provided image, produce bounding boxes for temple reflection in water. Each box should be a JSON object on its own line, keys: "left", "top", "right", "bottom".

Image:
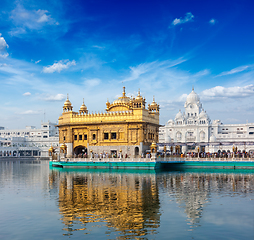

{"left": 50, "top": 170, "right": 160, "bottom": 237}
{"left": 49, "top": 169, "right": 254, "bottom": 236}
{"left": 159, "top": 171, "right": 254, "bottom": 226}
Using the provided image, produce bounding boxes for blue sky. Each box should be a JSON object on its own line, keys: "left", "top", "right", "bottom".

{"left": 0, "top": 0, "right": 254, "bottom": 129}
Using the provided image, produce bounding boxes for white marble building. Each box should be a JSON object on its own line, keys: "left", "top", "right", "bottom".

{"left": 0, "top": 121, "right": 59, "bottom": 158}
{"left": 159, "top": 88, "right": 254, "bottom": 154}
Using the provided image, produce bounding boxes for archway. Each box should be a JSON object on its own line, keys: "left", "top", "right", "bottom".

{"left": 134, "top": 147, "right": 139, "bottom": 157}
{"left": 74, "top": 145, "right": 87, "bottom": 157}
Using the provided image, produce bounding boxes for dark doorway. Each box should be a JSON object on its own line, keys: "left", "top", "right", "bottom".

{"left": 135, "top": 147, "right": 139, "bottom": 156}
{"left": 74, "top": 146, "right": 87, "bottom": 157}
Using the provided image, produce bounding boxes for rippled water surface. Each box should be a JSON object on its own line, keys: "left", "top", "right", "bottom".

{"left": 0, "top": 160, "right": 254, "bottom": 239}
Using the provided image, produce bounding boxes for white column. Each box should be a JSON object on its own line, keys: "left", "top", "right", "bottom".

{"left": 182, "top": 145, "right": 187, "bottom": 154}
{"left": 66, "top": 143, "right": 73, "bottom": 158}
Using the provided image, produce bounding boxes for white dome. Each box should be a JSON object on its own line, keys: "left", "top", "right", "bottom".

{"left": 175, "top": 110, "right": 183, "bottom": 119}
{"left": 186, "top": 90, "right": 200, "bottom": 105}
{"left": 199, "top": 110, "right": 207, "bottom": 119}
{"left": 167, "top": 119, "right": 174, "bottom": 125}
{"left": 210, "top": 135, "right": 216, "bottom": 142}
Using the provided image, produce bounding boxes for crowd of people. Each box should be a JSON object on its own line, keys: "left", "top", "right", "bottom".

{"left": 74, "top": 150, "right": 254, "bottom": 159}
{"left": 159, "top": 151, "right": 254, "bottom": 159}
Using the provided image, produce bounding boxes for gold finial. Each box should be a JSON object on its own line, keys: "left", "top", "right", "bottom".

{"left": 122, "top": 86, "right": 126, "bottom": 97}
{"left": 83, "top": 98, "right": 84, "bottom": 104}
{"left": 138, "top": 89, "right": 141, "bottom": 96}
{"left": 67, "top": 93, "right": 69, "bottom": 99}
{"left": 153, "top": 95, "right": 155, "bottom": 102}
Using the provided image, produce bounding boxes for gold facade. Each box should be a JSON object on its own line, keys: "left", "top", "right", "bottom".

{"left": 58, "top": 87, "right": 160, "bottom": 157}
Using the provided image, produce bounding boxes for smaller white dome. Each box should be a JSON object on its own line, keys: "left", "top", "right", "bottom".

{"left": 175, "top": 110, "right": 183, "bottom": 119}
{"left": 213, "top": 119, "right": 221, "bottom": 125}
{"left": 210, "top": 135, "right": 216, "bottom": 142}
{"left": 167, "top": 119, "right": 174, "bottom": 125}
{"left": 199, "top": 110, "right": 207, "bottom": 119}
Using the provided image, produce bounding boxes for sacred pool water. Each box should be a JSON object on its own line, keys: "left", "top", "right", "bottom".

{"left": 0, "top": 160, "right": 253, "bottom": 239}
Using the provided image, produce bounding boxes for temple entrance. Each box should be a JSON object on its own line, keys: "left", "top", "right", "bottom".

{"left": 134, "top": 147, "right": 139, "bottom": 157}
{"left": 74, "top": 145, "right": 87, "bottom": 157}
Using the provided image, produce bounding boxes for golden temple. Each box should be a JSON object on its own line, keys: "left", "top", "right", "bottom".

{"left": 58, "top": 87, "right": 160, "bottom": 158}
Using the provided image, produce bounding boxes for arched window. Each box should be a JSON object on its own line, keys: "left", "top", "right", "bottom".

{"left": 200, "top": 131, "right": 205, "bottom": 141}
{"left": 176, "top": 132, "right": 182, "bottom": 140}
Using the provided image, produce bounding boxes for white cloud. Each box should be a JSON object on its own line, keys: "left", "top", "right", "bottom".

{"left": 84, "top": 78, "right": 101, "bottom": 87}
{"left": 0, "top": 33, "right": 9, "bottom": 58}
{"left": 171, "top": 12, "right": 194, "bottom": 26}
{"left": 209, "top": 19, "right": 217, "bottom": 25}
{"left": 23, "top": 92, "right": 31, "bottom": 96}
{"left": 92, "top": 45, "right": 105, "bottom": 49}
{"left": 217, "top": 64, "right": 254, "bottom": 77}
{"left": 35, "top": 60, "right": 41, "bottom": 64}
{"left": 123, "top": 62, "right": 152, "bottom": 82}
{"left": 178, "top": 94, "right": 188, "bottom": 102}
{"left": 43, "top": 60, "right": 76, "bottom": 73}
{"left": 200, "top": 85, "right": 254, "bottom": 99}
{"left": 9, "top": 4, "right": 58, "bottom": 35}
{"left": 0, "top": 53, "right": 9, "bottom": 58}
{"left": 19, "top": 110, "right": 40, "bottom": 115}
{"left": 123, "top": 58, "right": 187, "bottom": 83}
{"left": 193, "top": 69, "right": 210, "bottom": 78}
{"left": 36, "top": 10, "right": 50, "bottom": 23}
{"left": 0, "top": 34, "right": 9, "bottom": 51}
{"left": 44, "top": 93, "right": 65, "bottom": 101}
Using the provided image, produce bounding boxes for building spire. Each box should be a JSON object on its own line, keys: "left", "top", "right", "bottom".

{"left": 122, "top": 86, "right": 126, "bottom": 97}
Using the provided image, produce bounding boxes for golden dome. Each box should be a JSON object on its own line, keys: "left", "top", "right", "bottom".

{"left": 113, "top": 86, "right": 130, "bottom": 104}
{"left": 64, "top": 94, "right": 72, "bottom": 107}
{"left": 135, "top": 89, "right": 143, "bottom": 100}
{"left": 113, "top": 97, "right": 130, "bottom": 104}
{"left": 80, "top": 99, "right": 87, "bottom": 111}
{"left": 150, "top": 96, "right": 157, "bottom": 106}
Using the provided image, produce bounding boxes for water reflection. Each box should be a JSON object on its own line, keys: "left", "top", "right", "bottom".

{"left": 49, "top": 169, "right": 254, "bottom": 237}
{"left": 158, "top": 170, "right": 254, "bottom": 227}
{"left": 50, "top": 169, "right": 161, "bottom": 237}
